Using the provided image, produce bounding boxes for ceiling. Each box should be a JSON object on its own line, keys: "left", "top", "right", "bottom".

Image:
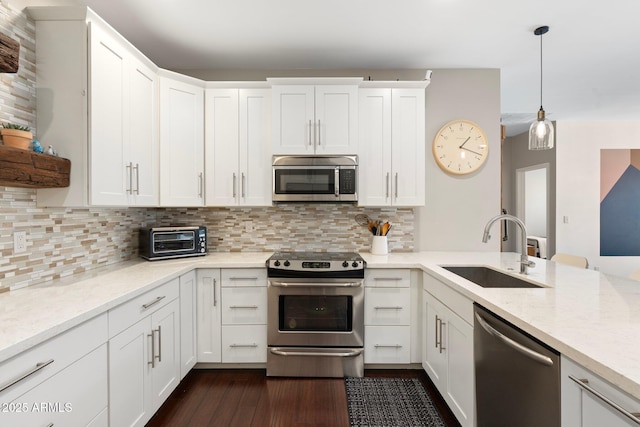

{"left": 18, "top": 0, "right": 640, "bottom": 136}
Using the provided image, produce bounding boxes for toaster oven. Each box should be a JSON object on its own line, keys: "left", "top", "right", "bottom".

{"left": 139, "top": 226, "right": 207, "bottom": 260}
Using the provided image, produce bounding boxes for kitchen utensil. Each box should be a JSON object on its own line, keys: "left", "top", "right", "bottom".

{"left": 380, "top": 222, "right": 390, "bottom": 236}
{"left": 354, "top": 214, "right": 370, "bottom": 227}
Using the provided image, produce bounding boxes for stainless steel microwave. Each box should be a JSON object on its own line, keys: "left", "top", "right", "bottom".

{"left": 272, "top": 155, "right": 358, "bottom": 203}
{"left": 139, "top": 226, "right": 207, "bottom": 260}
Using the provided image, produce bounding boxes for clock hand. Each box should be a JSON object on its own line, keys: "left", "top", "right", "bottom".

{"left": 459, "top": 137, "right": 471, "bottom": 149}
{"left": 460, "top": 146, "right": 483, "bottom": 156}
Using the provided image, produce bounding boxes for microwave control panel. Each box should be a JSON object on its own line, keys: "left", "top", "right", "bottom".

{"left": 339, "top": 169, "right": 356, "bottom": 194}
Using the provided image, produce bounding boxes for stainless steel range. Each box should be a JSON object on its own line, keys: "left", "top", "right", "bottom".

{"left": 266, "top": 251, "right": 365, "bottom": 377}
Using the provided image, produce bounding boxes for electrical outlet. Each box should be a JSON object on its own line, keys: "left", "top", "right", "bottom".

{"left": 14, "top": 231, "right": 26, "bottom": 254}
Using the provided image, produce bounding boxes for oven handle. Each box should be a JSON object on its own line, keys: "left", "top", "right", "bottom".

{"left": 269, "top": 347, "right": 363, "bottom": 358}
{"left": 268, "top": 280, "right": 363, "bottom": 288}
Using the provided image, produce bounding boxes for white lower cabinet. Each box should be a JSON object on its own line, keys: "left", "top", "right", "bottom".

{"left": 108, "top": 282, "right": 181, "bottom": 427}
{"left": 196, "top": 268, "right": 222, "bottom": 362}
{"left": 562, "top": 356, "right": 640, "bottom": 427}
{"left": 422, "top": 273, "right": 474, "bottom": 427}
{"left": 364, "top": 269, "right": 411, "bottom": 364}
{"left": 179, "top": 270, "right": 197, "bottom": 378}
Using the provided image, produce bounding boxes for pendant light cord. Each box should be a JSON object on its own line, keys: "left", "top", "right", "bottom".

{"left": 540, "top": 32, "right": 543, "bottom": 109}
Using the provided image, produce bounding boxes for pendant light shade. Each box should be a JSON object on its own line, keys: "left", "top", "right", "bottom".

{"left": 529, "top": 26, "right": 554, "bottom": 150}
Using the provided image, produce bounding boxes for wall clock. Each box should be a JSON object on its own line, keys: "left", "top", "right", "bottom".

{"left": 432, "top": 120, "right": 489, "bottom": 175}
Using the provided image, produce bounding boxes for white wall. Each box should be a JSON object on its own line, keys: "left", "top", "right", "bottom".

{"left": 417, "top": 69, "right": 501, "bottom": 251}
{"left": 556, "top": 121, "right": 640, "bottom": 276}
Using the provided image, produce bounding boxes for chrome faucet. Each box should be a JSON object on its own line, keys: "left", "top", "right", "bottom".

{"left": 482, "top": 214, "right": 536, "bottom": 274}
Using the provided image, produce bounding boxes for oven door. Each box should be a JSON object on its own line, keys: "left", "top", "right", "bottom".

{"left": 267, "top": 278, "right": 364, "bottom": 348}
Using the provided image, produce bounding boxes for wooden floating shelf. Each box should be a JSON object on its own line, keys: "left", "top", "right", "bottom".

{"left": 0, "top": 145, "right": 70, "bottom": 188}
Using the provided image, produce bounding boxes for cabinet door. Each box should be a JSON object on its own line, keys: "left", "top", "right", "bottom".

{"left": 129, "top": 57, "right": 158, "bottom": 206}
{"left": 444, "top": 307, "right": 474, "bottom": 427}
{"left": 358, "top": 88, "right": 392, "bottom": 206}
{"left": 150, "top": 298, "right": 181, "bottom": 409}
{"left": 239, "top": 88, "right": 272, "bottom": 206}
{"left": 391, "top": 88, "right": 425, "bottom": 206}
{"left": 109, "top": 317, "right": 152, "bottom": 427}
{"left": 88, "top": 21, "right": 128, "bottom": 206}
{"left": 179, "top": 271, "right": 197, "bottom": 378}
{"left": 196, "top": 269, "right": 222, "bottom": 362}
{"left": 159, "top": 76, "right": 204, "bottom": 206}
{"left": 271, "top": 85, "right": 315, "bottom": 154}
{"left": 422, "top": 291, "right": 447, "bottom": 390}
{"left": 205, "top": 88, "right": 240, "bottom": 206}
{"left": 314, "top": 85, "right": 358, "bottom": 154}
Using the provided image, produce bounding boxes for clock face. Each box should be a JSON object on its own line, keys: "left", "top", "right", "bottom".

{"left": 433, "top": 120, "right": 489, "bottom": 175}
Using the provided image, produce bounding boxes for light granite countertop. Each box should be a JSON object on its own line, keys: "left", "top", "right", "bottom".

{"left": 2, "top": 251, "right": 639, "bottom": 402}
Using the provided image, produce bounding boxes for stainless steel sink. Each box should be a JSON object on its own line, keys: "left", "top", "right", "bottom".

{"left": 442, "top": 266, "right": 542, "bottom": 288}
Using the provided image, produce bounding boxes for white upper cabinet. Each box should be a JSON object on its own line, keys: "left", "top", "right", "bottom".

{"left": 32, "top": 8, "right": 159, "bottom": 207}
{"left": 270, "top": 78, "right": 360, "bottom": 155}
{"left": 358, "top": 84, "right": 426, "bottom": 206}
{"left": 205, "top": 86, "right": 271, "bottom": 206}
{"left": 159, "top": 72, "right": 205, "bottom": 206}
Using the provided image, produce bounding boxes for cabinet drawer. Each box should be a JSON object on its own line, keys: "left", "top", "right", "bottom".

{"left": 108, "top": 278, "right": 179, "bottom": 338}
{"left": 5, "top": 344, "right": 108, "bottom": 427}
{"left": 221, "top": 268, "right": 267, "bottom": 287}
{"left": 364, "top": 288, "right": 410, "bottom": 325}
{"left": 423, "top": 272, "right": 473, "bottom": 325}
{"left": 0, "top": 313, "right": 107, "bottom": 403}
{"left": 365, "top": 269, "right": 410, "bottom": 287}
{"left": 221, "top": 325, "right": 267, "bottom": 363}
{"left": 221, "top": 287, "right": 267, "bottom": 325}
{"left": 364, "top": 325, "right": 410, "bottom": 364}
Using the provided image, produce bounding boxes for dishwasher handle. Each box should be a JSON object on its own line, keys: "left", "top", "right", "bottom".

{"left": 475, "top": 312, "right": 554, "bottom": 367}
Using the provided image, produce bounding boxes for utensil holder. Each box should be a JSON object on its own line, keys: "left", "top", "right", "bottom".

{"left": 371, "top": 236, "right": 388, "bottom": 255}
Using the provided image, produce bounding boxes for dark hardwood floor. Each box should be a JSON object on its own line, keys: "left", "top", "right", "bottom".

{"left": 146, "top": 369, "right": 461, "bottom": 427}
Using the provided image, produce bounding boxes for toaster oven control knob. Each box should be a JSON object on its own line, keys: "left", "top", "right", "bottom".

{"left": 274, "top": 260, "right": 281, "bottom": 267}
{"left": 283, "top": 260, "right": 290, "bottom": 267}
{"left": 342, "top": 261, "right": 349, "bottom": 268}
{"left": 352, "top": 261, "right": 359, "bottom": 268}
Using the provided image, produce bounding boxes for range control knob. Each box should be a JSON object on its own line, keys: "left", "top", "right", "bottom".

{"left": 284, "top": 260, "right": 290, "bottom": 267}
{"left": 342, "top": 261, "right": 349, "bottom": 268}
{"left": 352, "top": 261, "right": 359, "bottom": 268}
{"left": 274, "top": 260, "right": 281, "bottom": 267}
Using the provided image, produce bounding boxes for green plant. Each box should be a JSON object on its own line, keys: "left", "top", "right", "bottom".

{"left": 1, "top": 123, "right": 31, "bottom": 132}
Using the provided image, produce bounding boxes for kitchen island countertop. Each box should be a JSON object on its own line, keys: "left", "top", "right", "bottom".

{"left": 2, "top": 251, "right": 639, "bottom": 402}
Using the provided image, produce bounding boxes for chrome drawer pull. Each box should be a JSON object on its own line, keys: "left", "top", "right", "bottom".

{"left": 0, "top": 359, "right": 54, "bottom": 393}
{"left": 230, "top": 343, "right": 258, "bottom": 348}
{"left": 374, "top": 306, "right": 403, "bottom": 310}
{"left": 229, "top": 277, "right": 258, "bottom": 281}
{"left": 374, "top": 344, "right": 402, "bottom": 349}
{"left": 229, "top": 305, "right": 258, "bottom": 309}
{"left": 142, "top": 295, "right": 166, "bottom": 310}
{"left": 46, "top": 424, "right": 54, "bottom": 427}
{"left": 568, "top": 375, "right": 640, "bottom": 424}
{"left": 373, "top": 277, "right": 403, "bottom": 281}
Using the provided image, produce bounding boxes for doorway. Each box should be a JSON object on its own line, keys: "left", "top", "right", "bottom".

{"left": 516, "top": 163, "right": 550, "bottom": 258}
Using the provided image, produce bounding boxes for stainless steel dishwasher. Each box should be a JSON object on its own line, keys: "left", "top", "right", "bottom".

{"left": 474, "top": 303, "right": 560, "bottom": 427}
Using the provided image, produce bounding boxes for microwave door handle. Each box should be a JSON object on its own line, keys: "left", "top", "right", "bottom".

{"left": 334, "top": 167, "right": 340, "bottom": 197}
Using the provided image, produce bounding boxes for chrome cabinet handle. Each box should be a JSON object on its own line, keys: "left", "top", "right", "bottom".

{"left": 229, "top": 305, "right": 258, "bottom": 309}
{"left": 229, "top": 277, "right": 258, "bottom": 281}
{"left": 241, "top": 173, "right": 245, "bottom": 198}
{"left": 568, "top": 376, "right": 640, "bottom": 424}
{"left": 0, "top": 359, "right": 54, "bottom": 393}
{"left": 395, "top": 173, "right": 398, "bottom": 199}
{"left": 198, "top": 173, "right": 203, "bottom": 197}
{"left": 374, "top": 344, "right": 402, "bottom": 348}
{"left": 374, "top": 306, "right": 403, "bottom": 310}
{"left": 385, "top": 172, "right": 390, "bottom": 198}
{"left": 435, "top": 315, "right": 442, "bottom": 351}
{"left": 317, "top": 119, "right": 321, "bottom": 145}
{"left": 142, "top": 295, "right": 165, "bottom": 310}
{"left": 230, "top": 343, "right": 258, "bottom": 348}
{"left": 232, "top": 173, "right": 237, "bottom": 198}
{"left": 156, "top": 325, "right": 162, "bottom": 363}
{"left": 308, "top": 120, "right": 312, "bottom": 146}
{"left": 439, "top": 318, "right": 446, "bottom": 353}
{"left": 475, "top": 312, "right": 553, "bottom": 366}
{"left": 133, "top": 163, "right": 140, "bottom": 194}
{"left": 213, "top": 278, "right": 217, "bottom": 307}
{"left": 126, "top": 162, "right": 133, "bottom": 194}
{"left": 148, "top": 331, "right": 155, "bottom": 368}
{"left": 373, "top": 277, "right": 403, "bottom": 281}
{"left": 334, "top": 167, "right": 340, "bottom": 197}
{"left": 46, "top": 424, "right": 54, "bottom": 427}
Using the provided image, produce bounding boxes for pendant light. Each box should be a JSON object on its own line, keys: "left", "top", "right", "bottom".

{"left": 529, "top": 25, "right": 554, "bottom": 150}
